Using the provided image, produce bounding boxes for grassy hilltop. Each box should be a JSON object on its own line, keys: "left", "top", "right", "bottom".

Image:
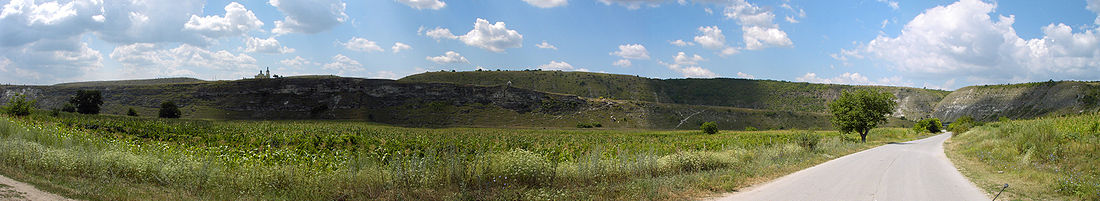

{"left": 400, "top": 70, "right": 949, "bottom": 119}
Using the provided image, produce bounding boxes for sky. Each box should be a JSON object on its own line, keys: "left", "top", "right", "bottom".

{"left": 2, "top": 0, "right": 1100, "bottom": 90}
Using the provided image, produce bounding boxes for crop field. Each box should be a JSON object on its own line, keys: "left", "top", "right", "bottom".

{"left": 0, "top": 112, "right": 927, "bottom": 200}
{"left": 947, "top": 113, "right": 1100, "bottom": 200}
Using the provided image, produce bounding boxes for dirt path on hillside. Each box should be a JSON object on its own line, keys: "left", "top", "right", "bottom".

{"left": 0, "top": 174, "right": 74, "bottom": 201}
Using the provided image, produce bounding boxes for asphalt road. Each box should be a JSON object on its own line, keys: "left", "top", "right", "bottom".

{"left": 715, "top": 133, "right": 989, "bottom": 201}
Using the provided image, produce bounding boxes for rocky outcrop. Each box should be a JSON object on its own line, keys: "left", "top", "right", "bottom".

{"left": 932, "top": 81, "right": 1100, "bottom": 122}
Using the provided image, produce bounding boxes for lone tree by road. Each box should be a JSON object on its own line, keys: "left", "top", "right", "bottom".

{"left": 828, "top": 89, "right": 896, "bottom": 143}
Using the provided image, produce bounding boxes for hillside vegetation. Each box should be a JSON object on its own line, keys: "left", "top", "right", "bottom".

{"left": 1, "top": 76, "right": 856, "bottom": 130}
{"left": 0, "top": 112, "right": 928, "bottom": 200}
{"left": 947, "top": 113, "right": 1100, "bottom": 200}
{"left": 933, "top": 81, "right": 1100, "bottom": 122}
{"left": 51, "top": 78, "right": 206, "bottom": 87}
{"left": 400, "top": 71, "right": 949, "bottom": 119}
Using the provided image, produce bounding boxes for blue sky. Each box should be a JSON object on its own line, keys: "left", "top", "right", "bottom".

{"left": 2, "top": 0, "right": 1100, "bottom": 90}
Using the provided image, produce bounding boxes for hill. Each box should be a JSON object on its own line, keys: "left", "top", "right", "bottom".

{"left": 400, "top": 71, "right": 950, "bottom": 119}
{"left": 0, "top": 76, "right": 855, "bottom": 130}
{"left": 52, "top": 77, "right": 206, "bottom": 87}
{"left": 932, "top": 81, "right": 1100, "bottom": 122}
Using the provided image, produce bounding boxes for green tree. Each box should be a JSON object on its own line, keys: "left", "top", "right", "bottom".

{"left": 828, "top": 89, "right": 897, "bottom": 143}
{"left": 69, "top": 90, "right": 103, "bottom": 114}
{"left": 127, "top": 108, "right": 139, "bottom": 117}
{"left": 913, "top": 118, "right": 943, "bottom": 134}
{"left": 701, "top": 121, "right": 719, "bottom": 134}
{"left": 60, "top": 103, "right": 76, "bottom": 113}
{"left": 159, "top": 101, "right": 181, "bottom": 118}
{"left": 2, "top": 94, "right": 36, "bottom": 116}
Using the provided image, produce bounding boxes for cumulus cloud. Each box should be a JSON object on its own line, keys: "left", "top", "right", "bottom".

{"left": 524, "top": 0, "right": 567, "bottom": 8}
{"left": 269, "top": 0, "right": 347, "bottom": 34}
{"left": 538, "top": 60, "right": 585, "bottom": 71}
{"left": 659, "top": 52, "right": 716, "bottom": 78}
{"left": 536, "top": 41, "right": 558, "bottom": 50}
{"left": 426, "top": 51, "right": 469, "bottom": 64}
{"left": 397, "top": 0, "right": 446, "bottom": 10}
{"left": 280, "top": 56, "right": 316, "bottom": 68}
{"left": 795, "top": 72, "right": 908, "bottom": 86}
{"left": 244, "top": 37, "right": 295, "bottom": 54}
{"left": 610, "top": 44, "right": 650, "bottom": 60}
{"left": 184, "top": 2, "right": 263, "bottom": 38}
{"left": 322, "top": 54, "right": 363, "bottom": 73}
{"left": 0, "top": 39, "right": 103, "bottom": 84}
{"left": 110, "top": 43, "right": 257, "bottom": 77}
{"left": 693, "top": 26, "right": 738, "bottom": 56}
{"left": 613, "top": 59, "right": 632, "bottom": 67}
{"left": 423, "top": 18, "right": 523, "bottom": 52}
{"left": 723, "top": 0, "right": 793, "bottom": 50}
{"left": 736, "top": 72, "right": 754, "bottom": 79}
{"left": 669, "top": 39, "right": 694, "bottom": 47}
{"left": 391, "top": 42, "right": 412, "bottom": 53}
{"left": 842, "top": 0, "right": 1100, "bottom": 84}
{"left": 597, "top": 0, "right": 666, "bottom": 10}
{"left": 340, "top": 37, "right": 384, "bottom": 52}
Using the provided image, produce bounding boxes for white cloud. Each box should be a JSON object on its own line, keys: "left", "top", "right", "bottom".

{"left": 610, "top": 44, "right": 650, "bottom": 60}
{"left": 426, "top": 51, "right": 469, "bottom": 64}
{"left": 269, "top": 0, "right": 348, "bottom": 34}
{"left": 785, "top": 16, "right": 798, "bottom": 23}
{"left": 693, "top": 26, "right": 738, "bottom": 56}
{"left": 796, "top": 72, "right": 870, "bottom": 85}
{"left": 598, "top": 0, "right": 667, "bottom": 10}
{"left": 280, "top": 56, "right": 316, "bottom": 68}
{"left": 845, "top": 0, "right": 1100, "bottom": 83}
{"left": 340, "top": 37, "right": 384, "bottom": 52}
{"left": 736, "top": 72, "right": 754, "bottom": 79}
{"left": 876, "top": 0, "right": 899, "bottom": 10}
{"left": 538, "top": 60, "right": 580, "bottom": 71}
{"left": 1089, "top": 0, "right": 1100, "bottom": 24}
{"left": 244, "top": 37, "right": 295, "bottom": 54}
{"left": 670, "top": 39, "right": 694, "bottom": 47}
{"left": 659, "top": 52, "right": 716, "bottom": 78}
{"left": 0, "top": 39, "right": 103, "bottom": 84}
{"left": 613, "top": 59, "right": 632, "bottom": 67}
{"left": 369, "top": 70, "right": 399, "bottom": 79}
{"left": 110, "top": 43, "right": 256, "bottom": 78}
{"left": 523, "top": 0, "right": 567, "bottom": 8}
{"left": 397, "top": 0, "right": 446, "bottom": 10}
{"left": 392, "top": 42, "right": 412, "bottom": 53}
{"left": 322, "top": 54, "right": 363, "bottom": 74}
{"left": 723, "top": 0, "right": 793, "bottom": 50}
{"left": 423, "top": 18, "right": 523, "bottom": 52}
{"left": 184, "top": 2, "right": 263, "bottom": 38}
{"left": 536, "top": 41, "right": 558, "bottom": 50}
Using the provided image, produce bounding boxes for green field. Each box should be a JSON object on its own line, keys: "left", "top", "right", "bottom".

{"left": 0, "top": 112, "right": 930, "bottom": 200}
{"left": 947, "top": 113, "right": 1100, "bottom": 200}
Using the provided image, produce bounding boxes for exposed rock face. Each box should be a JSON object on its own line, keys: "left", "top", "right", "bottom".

{"left": 932, "top": 82, "right": 1100, "bottom": 122}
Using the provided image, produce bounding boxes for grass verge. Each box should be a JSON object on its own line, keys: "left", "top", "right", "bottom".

{"left": 0, "top": 112, "right": 932, "bottom": 200}
{"left": 946, "top": 113, "right": 1100, "bottom": 200}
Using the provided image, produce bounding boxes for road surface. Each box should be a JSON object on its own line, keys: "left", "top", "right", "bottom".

{"left": 0, "top": 173, "right": 74, "bottom": 201}
{"left": 715, "top": 133, "right": 988, "bottom": 201}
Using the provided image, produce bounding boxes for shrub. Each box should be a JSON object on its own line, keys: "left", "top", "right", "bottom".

{"left": 483, "top": 149, "right": 552, "bottom": 186}
{"left": 793, "top": 131, "right": 822, "bottom": 151}
{"left": 913, "top": 118, "right": 943, "bottom": 134}
{"left": 2, "top": 94, "right": 35, "bottom": 116}
{"left": 126, "top": 108, "right": 138, "bottom": 117}
{"left": 61, "top": 103, "right": 76, "bottom": 113}
{"left": 657, "top": 151, "right": 734, "bottom": 172}
{"left": 949, "top": 116, "right": 977, "bottom": 134}
{"left": 744, "top": 126, "right": 758, "bottom": 131}
{"left": 576, "top": 122, "right": 603, "bottom": 128}
{"left": 69, "top": 90, "right": 103, "bottom": 114}
{"left": 701, "top": 121, "right": 718, "bottom": 134}
{"left": 159, "top": 101, "right": 181, "bottom": 118}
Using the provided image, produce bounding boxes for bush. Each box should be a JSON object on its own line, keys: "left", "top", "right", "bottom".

{"left": 793, "top": 131, "right": 822, "bottom": 151}
{"left": 159, "top": 101, "right": 181, "bottom": 118}
{"left": 126, "top": 108, "right": 138, "bottom": 117}
{"left": 61, "top": 103, "right": 76, "bottom": 113}
{"left": 949, "top": 116, "right": 977, "bottom": 134}
{"left": 575, "top": 122, "right": 602, "bottom": 128}
{"left": 913, "top": 118, "right": 943, "bottom": 134}
{"left": 2, "top": 94, "right": 35, "bottom": 116}
{"left": 701, "top": 121, "right": 718, "bottom": 134}
{"left": 744, "top": 126, "right": 758, "bottom": 131}
{"left": 484, "top": 149, "right": 552, "bottom": 186}
{"left": 69, "top": 90, "right": 103, "bottom": 114}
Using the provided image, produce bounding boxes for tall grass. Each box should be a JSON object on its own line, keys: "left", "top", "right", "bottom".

{"left": 0, "top": 113, "right": 927, "bottom": 200}
{"left": 949, "top": 113, "right": 1100, "bottom": 200}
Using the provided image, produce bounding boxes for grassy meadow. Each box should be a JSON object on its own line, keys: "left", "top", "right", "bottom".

{"left": 0, "top": 112, "right": 930, "bottom": 200}
{"left": 947, "top": 113, "right": 1100, "bottom": 200}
